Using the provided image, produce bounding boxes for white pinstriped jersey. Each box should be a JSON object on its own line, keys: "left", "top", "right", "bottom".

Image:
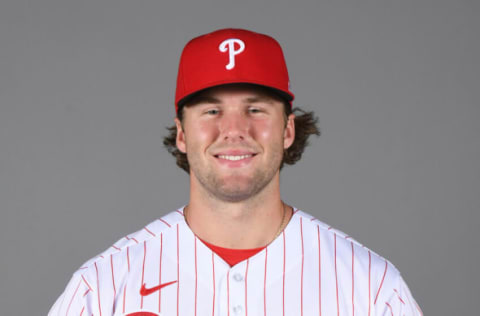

{"left": 49, "top": 208, "right": 422, "bottom": 316}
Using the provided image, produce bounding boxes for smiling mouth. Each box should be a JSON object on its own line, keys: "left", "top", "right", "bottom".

{"left": 216, "top": 154, "right": 255, "bottom": 161}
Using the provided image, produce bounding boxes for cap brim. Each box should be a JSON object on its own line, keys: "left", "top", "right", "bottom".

{"left": 177, "top": 82, "right": 294, "bottom": 111}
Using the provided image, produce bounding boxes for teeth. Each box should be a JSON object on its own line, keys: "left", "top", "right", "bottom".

{"left": 218, "top": 154, "right": 252, "bottom": 161}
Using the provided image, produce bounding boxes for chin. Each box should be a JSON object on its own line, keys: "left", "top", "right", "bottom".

{"left": 212, "top": 189, "right": 256, "bottom": 203}
{"left": 211, "top": 179, "right": 266, "bottom": 202}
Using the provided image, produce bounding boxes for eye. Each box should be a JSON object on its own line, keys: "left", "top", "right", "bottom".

{"left": 248, "top": 107, "right": 262, "bottom": 114}
{"left": 205, "top": 108, "right": 220, "bottom": 115}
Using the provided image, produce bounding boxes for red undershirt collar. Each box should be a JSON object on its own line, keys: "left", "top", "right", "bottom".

{"left": 199, "top": 238, "right": 266, "bottom": 267}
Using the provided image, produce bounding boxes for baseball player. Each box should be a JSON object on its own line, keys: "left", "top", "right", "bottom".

{"left": 49, "top": 28, "right": 422, "bottom": 316}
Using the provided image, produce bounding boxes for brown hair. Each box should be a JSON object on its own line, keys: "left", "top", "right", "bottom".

{"left": 163, "top": 101, "right": 320, "bottom": 173}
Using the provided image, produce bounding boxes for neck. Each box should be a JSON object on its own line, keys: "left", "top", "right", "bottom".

{"left": 185, "top": 173, "right": 292, "bottom": 249}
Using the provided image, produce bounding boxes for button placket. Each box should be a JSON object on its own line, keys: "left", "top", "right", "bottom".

{"left": 229, "top": 266, "right": 246, "bottom": 316}
{"left": 233, "top": 305, "right": 243, "bottom": 315}
{"left": 233, "top": 273, "right": 243, "bottom": 282}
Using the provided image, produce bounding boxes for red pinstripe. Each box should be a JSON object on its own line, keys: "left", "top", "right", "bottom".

{"left": 159, "top": 218, "right": 171, "bottom": 228}
{"left": 415, "top": 300, "right": 424, "bottom": 316}
{"left": 393, "top": 289, "right": 405, "bottom": 304}
{"left": 351, "top": 242, "right": 355, "bottom": 316}
{"left": 334, "top": 233, "right": 339, "bottom": 316}
{"left": 112, "top": 245, "right": 121, "bottom": 251}
{"left": 264, "top": 248, "right": 268, "bottom": 316}
{"left": 94, "top": 262, "right": 102, "bottom": 316}
{"left": 368, "top": 251, "right": 371, "bottom": 316}
{"left": 79, "top": 306, "right": 85, "bottom": 316}
{"left": 159, "top": 233, "right": 163, "bottom": 313}
{"left": 227, "top": 270, "right": 231, "bottom": 316}
{"left": 127, "top": 247, "right": 131, "bottom": 272}
{"left": 300, "top": 218, "right": 304, "bottom": 316}
{"left": 317, "top": 226, "right": 321, "bottom": 316}
{"left": 124, "top": 248, "right": 129, "bottom": 314}
{"left": 404, "top": 286, "right": 423, "bottom": 316}
{"left": 176, "top": 224, "right": 180, "bottom": 316}
{"left": 245, "top": 259, "right": 250, "bottom": 316}
{"left": 144, "top": 227, "right": 156, "bottom": 237}
{"left": 212, "top": 252, "right": 216, "bottom": 316}
{"left": 195, "top": 237, "right": 198, "bottom": 316}
{"left": 110, "top": 254, "right": 116, "bottom": 314}
{"left": 141, "top": 241, "right": 147, "bottom": 309}
{"left": 282, "top": 231, "right": 286, "bottom": 316}
{"left": 175, "top": 209, "right": 184, "bottom": 216}
{"left": 126, "top": 236, "right": 139, "bottom": 244}
{"left": 374, "top": 260, "right": 388, "bottom": 305}
{"left": 83, "top": 289, "right": 90, "bottom": 297}
{"left": 123, "top": 284, "right": 127, "bottom": 314}
{"left": 81, "top": 275, "right": 93, "bottom": 292}
{"left": 65, "top": 279, "right": 81, "bottom": 316}
{"left": 385, "top": 302, "right": 394, "bottom": 316}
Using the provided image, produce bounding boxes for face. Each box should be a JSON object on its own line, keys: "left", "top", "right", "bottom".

{"left": 175, "top": 84, "right": 295, "bottom": 202}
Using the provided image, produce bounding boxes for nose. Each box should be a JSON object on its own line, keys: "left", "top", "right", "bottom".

{"left": 219, "top": 111, "right": 250, "bottom": 142}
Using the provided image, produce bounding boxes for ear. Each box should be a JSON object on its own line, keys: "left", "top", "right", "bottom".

{"left": 175, "top": 117, "right": 187, "bottom": 153}
{"left": 283, "top": 113, "right": 295, "bottom": 149}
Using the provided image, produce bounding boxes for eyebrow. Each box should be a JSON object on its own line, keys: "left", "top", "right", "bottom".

{"left": 188, "top": 95, "right": 276, "bottom": 106}
{"left": 188, "top": 96, "right": 221, "bottom": 106}
{"left": 244, "top": 96, "right": 276, "bottom": 104}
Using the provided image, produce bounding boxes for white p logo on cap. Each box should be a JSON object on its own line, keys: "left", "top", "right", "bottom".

{"left": 219, "top": 38, "right": 245, "bottom": 70}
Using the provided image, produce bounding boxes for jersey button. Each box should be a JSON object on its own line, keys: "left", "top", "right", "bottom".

{"left": 233, "top": 305, "right": 243, "bottom": 314}
{"left": 233, "top": 273, "right": 244, "bottom": 282}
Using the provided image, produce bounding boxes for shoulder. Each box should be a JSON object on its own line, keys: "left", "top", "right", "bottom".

{"left": 292, "top": 208, "right": 422, "bottom": 314}
{"left": 292, "top": 208, "right": 403, "bottom": 280}
{"left": 48, "top": 209, "right": 187, "bottom": 315}
{"left": 72, "top": 208, "right": 186, "bottom": 278}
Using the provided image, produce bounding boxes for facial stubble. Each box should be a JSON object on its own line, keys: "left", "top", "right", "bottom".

{"left": 188, "top": 141, "right": 285, "bottom": 203}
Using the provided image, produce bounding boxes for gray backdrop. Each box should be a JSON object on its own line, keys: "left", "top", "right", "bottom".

{"left": 1, "top": 0, "right": 478, "bottom": 315}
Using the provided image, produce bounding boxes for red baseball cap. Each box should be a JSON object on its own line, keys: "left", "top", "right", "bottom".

{"left": 175, "top": 28, "right": 294, "bottom": 113}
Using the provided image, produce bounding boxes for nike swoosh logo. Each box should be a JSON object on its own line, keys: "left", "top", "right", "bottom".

{"left": 140, "top": 280, "right": 177, "bottom": 296}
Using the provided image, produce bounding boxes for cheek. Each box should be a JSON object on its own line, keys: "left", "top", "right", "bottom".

{"left": 253, "top": 120, "right": 284, "bottom": 144}
{"left": 185, "top": 122, "right": 218, "bottom": 149}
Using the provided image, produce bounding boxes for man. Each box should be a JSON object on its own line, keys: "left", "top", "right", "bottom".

{"left": 49, "top": 28, "right": 422, "bottom": 316}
